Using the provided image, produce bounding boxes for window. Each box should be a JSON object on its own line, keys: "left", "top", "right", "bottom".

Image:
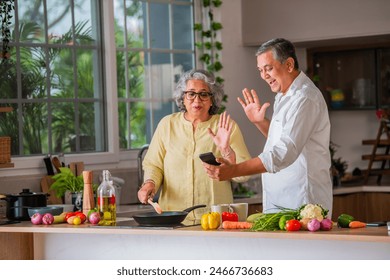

{"left": 0, "top": 0, "right": 195, "bottom": 163}
{"left": 0, "top": 0, "right": 195, "bottom": 160}
{"left": 0, "top": 0, "right": 105, "bottom": 156}
{"left": 114, "top": 0, "right": 195, "bottom": 149}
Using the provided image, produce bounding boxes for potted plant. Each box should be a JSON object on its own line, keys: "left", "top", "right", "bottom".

{"left": 329, "top": 141, "right": 348, "bottom": 186}
{"left": 50, "top": 167, "right": 97, "bottom": 209}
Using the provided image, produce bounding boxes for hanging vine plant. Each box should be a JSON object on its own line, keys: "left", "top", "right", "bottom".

{"left": 194, "top": 0, "right": 227, "bottom": 112}
{"left": 0, "top": 0, "right": 15, "bottom": 60}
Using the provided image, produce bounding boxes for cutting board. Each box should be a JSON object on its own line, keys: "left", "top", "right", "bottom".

{"left": 40, "top": 176, "right": 63, "bottom": 204}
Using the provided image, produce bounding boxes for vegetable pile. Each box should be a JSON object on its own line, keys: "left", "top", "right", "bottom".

{"left": 337, "top": 213, "right": 366, "bottom": 228}
{"left": 30, "top": 211, "right": 89, "bottom": 226}
{"left": 201, "top": 211, "right": 253, "bottom": 230}
{"left": 248, "top": 204, "right": 331, "bottom": 232}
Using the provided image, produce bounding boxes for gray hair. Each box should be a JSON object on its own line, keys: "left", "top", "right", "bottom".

{"left": 173, "top": 69, "right": 223, "bottom": 115}
{"left": 255, "top": 38, "right": 299, "bottom": 70}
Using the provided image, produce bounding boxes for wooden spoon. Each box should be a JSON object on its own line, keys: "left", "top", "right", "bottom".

{"left": 148, "top": 198, "right": 162, "bottom": 214}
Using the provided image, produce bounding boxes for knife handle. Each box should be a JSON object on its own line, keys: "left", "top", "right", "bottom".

{"left": 43, "top": 156, "right": 55, "bottom": 176}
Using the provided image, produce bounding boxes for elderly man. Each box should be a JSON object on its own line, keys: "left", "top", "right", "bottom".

{"left": 203, "top": 38, "right": 333, "bottom": 216}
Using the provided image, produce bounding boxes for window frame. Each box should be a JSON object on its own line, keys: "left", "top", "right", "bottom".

{"left": 3, "top": 0, "right": 199, "bottom": 176}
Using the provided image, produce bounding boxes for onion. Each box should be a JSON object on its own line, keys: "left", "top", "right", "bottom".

{"left": 42, "top": 213, "right": 54, "bottom": 225}
{"left": 299, "top": 218, "right": 311, "bottom": 230}
{"left": 307, "top": 218, "right": 321, "bottom": 232}
{"left": 31, "top": 213, "right": 43, "bottom": 225}
{"left": 88, "top": 212, "right": 101, "bottom": 225}
{"left": 320, "top": 218, "right": 333, "bottom": 231}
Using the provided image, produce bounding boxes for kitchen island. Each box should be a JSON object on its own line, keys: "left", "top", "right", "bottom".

{"left": 0, "top": 217, "right": 389, "bottom": 260}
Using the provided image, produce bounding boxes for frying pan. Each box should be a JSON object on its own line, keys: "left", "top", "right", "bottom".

{"left": 132, "top": 204, "right": 206, "bottom": 226}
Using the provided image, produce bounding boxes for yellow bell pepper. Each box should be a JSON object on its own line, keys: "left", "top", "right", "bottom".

{"left": 201, "top": 212, "right": 221, "bottom": 230}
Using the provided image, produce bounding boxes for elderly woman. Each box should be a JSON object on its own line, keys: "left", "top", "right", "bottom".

{"left": 137, "top": 69, "right": 251, "bottom": 220}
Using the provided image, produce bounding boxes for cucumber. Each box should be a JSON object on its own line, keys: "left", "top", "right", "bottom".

{"left": 278, "top": 214, "right": 294, "bottom": 230}
{"left": 337, "top": 213, "right": 354, "bottom": 228}
{"left": 246, "top": 212, "right": 263, "bottom": 223}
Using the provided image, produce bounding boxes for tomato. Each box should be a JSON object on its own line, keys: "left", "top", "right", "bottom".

{"left": 278, "top": 214, "right": 294, "bottom": 230}
{"left": 75, "top": 212, "right": 87, "bottom": 224}
{"left": 64, "top": 212, "right": 75, "bottom": 222}
{"left": 285, "top": 219, "right": 301, "bottom": 231}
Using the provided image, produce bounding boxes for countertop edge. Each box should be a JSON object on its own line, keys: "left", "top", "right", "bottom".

{"left": 0, "top": 222, "right": 388, "bottom": 243}
{"left": 333, "top": 185, "right": 390, "bottom": 195}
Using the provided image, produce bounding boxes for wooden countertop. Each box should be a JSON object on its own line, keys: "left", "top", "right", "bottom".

{"left": 0, "top": 218, "right": 388, "bottom": 243}
{"left": 333, "top": 185, "right": 390, "bottom": 195}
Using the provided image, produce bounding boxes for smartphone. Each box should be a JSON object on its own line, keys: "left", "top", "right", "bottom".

{"left": 199, "top": 152, "right": 221, "bottom": 166}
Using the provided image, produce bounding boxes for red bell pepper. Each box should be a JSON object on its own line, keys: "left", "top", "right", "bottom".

{"left": 221, "top": 211, "right": 238, "bottom": 222}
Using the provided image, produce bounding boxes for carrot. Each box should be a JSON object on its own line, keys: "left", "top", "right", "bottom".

{"left": 349, "top": 221, "right": 366, "bottom": 228}
{"left": 222, "top": 221, "right": 252, "bottom": 229}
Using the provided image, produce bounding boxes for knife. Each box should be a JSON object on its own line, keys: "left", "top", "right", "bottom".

{"left": 43, "top": 155, "right": 55, "bottom": 175}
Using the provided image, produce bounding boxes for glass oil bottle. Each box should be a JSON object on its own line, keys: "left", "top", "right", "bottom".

{"left": 96, "top": 170, "right": 116, "bottom": 226}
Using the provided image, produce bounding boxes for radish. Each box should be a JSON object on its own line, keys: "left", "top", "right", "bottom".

{"left": 31, "top": 213, "right": 43, "bottom": 225}
{"left": 320, "top": 218, "right": 333, "bottom": 231}
{"left": 89, "top": 212, "right": 101, "bottom": 224}
{"left": 307, "top": 218, "right": 321, "bottom": 232}
{"left": 42, "top": 213, "right": 54, "bottom": 225}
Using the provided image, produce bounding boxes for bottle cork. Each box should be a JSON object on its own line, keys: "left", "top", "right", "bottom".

{"left": 82, "top": 170, "right": 95, "bottom": 217}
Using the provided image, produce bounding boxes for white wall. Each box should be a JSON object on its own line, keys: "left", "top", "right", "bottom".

{"left": 241, "top": 0, "right": 390, "bottom": 46}
{"left": 219, "top": 0, "right": 271, "bottom": 157}
{"left": 220, "top": 0, "right": 384, "bottom": 173}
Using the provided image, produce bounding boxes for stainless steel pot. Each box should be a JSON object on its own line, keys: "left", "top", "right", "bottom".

{"left": 0, "top": 189, "right": 48, "bottom": 221}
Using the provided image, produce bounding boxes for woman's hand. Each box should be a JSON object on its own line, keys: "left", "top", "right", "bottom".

{"left": 208, "top": 111, "right": 236, "bottom": 163}
{"left": 137, "top": 181, "right": 155, "bottom": 204}
{"left": 208, "top": 111, "right": 232, "bottom": 151}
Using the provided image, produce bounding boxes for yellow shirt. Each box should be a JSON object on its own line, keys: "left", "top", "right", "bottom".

{"left": 143, "top": 112, "right": 251, "bottom": 220}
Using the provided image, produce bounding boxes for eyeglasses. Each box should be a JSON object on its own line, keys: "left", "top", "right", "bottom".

{"left": 184, "top": 91, "right": 213, "bottom": 101}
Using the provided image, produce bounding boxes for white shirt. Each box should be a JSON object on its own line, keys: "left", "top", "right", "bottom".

{"left": 259, "top": 71, "right": 333, "bottom": 217}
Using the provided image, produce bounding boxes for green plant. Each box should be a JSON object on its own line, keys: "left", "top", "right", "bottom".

{"left": 329, "top": 141, "right": 348, "bottom": 178}
{"left": 50, "top": 167, "right": 85, "bottom": 198}
{"left": 194, "top": 0, "right": 227, "bottom": 112}
{"left": 233, "top": 183, "right": 255, "bottom": 197}
{"left": 0, "top": 0, "right": 14, "bottom": 59}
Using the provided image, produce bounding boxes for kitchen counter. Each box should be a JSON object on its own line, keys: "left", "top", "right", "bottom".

{"left": 333, "top": 185, "right": 390, "bottom": 195}
{"left": 0, "top": 218, "right": 389, "bottom": 260}
{"left": 332, "top": 185, "right": 390, "bottom": 222}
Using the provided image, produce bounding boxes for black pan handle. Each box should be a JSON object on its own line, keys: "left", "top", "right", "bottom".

{"left": 183, "top": 204, "right": 206, "bottom": 213}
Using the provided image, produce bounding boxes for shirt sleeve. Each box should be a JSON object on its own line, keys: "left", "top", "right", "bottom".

{"left": 260, "top": 96, "right": 321, "bottom": 173}
{"left": 142, "top": 117, "right": 167, "bottom": 191}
